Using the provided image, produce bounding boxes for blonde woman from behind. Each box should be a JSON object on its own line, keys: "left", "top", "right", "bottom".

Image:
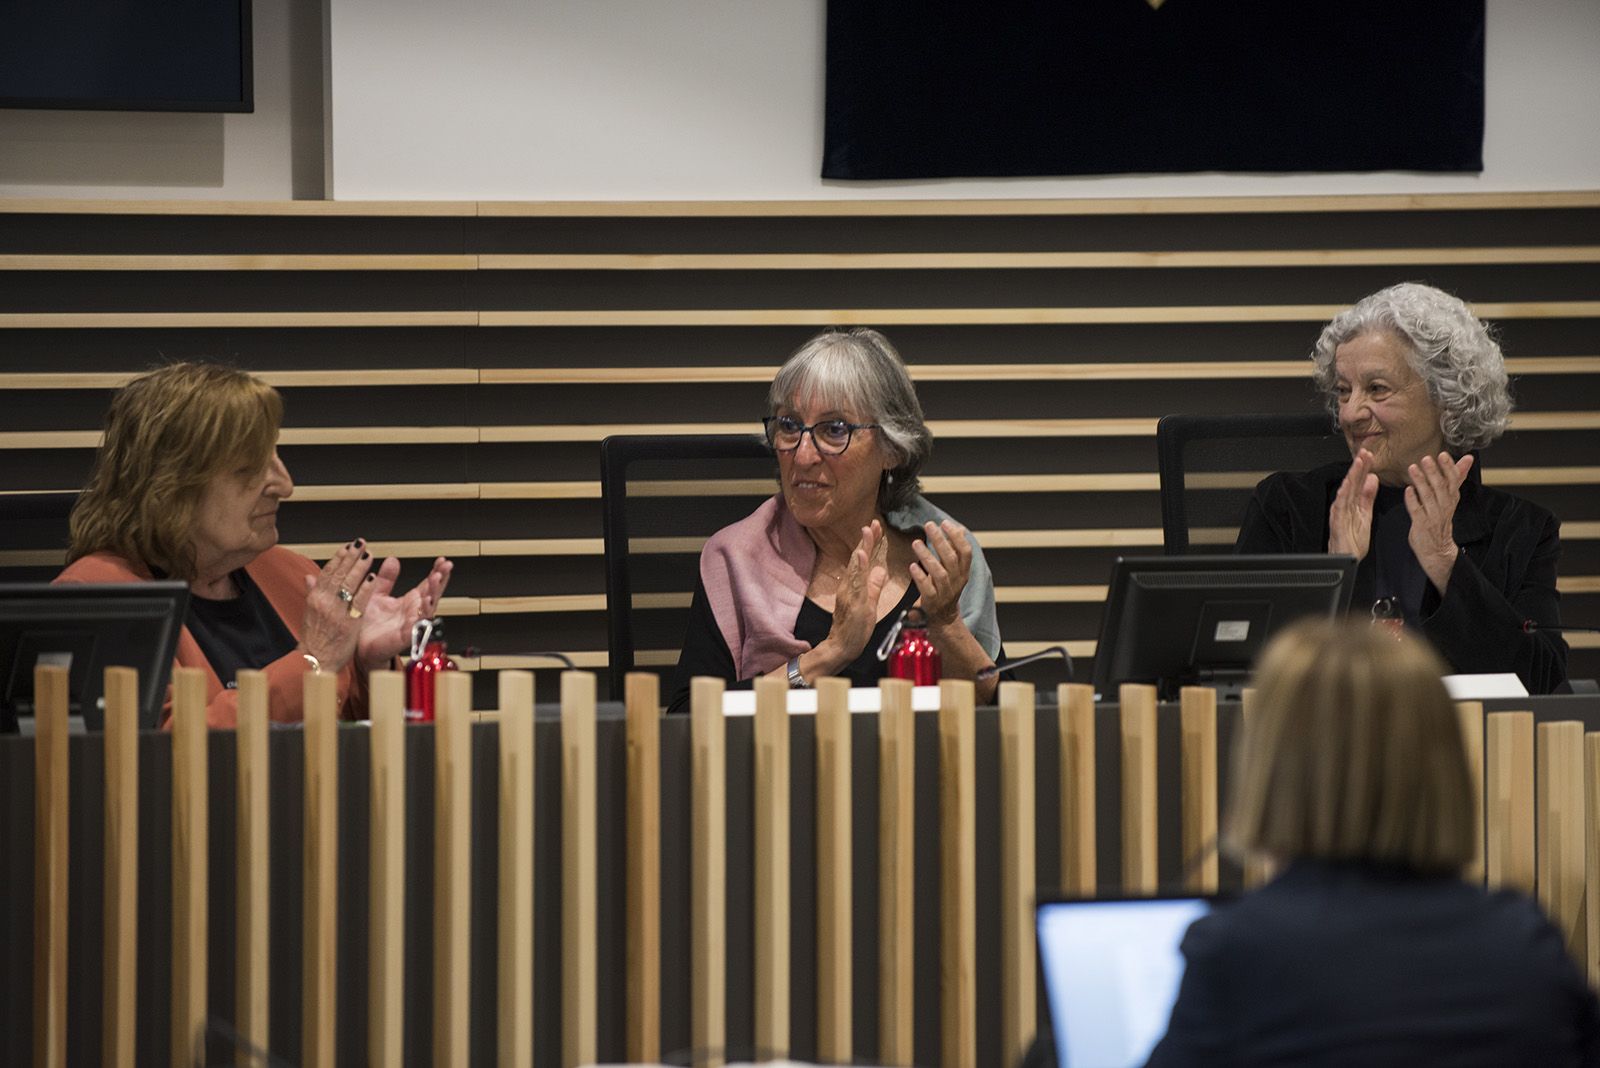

{"left": 1145, "top": 619, "right": 1599, "bottom": 1067}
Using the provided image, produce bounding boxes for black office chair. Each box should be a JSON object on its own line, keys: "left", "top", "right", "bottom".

{"left": 0, "top": 492, "right": 79, "bottom": 580}
{"left": 599, "top": 434, "right": 775, "bottom": 699}
{"left": 1156, "top": 413, "right": 1350, "bottom": 554}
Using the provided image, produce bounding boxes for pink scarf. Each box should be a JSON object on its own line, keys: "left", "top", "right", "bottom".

{"left": 699, "top": 495, "right": 817, "bottom": 679}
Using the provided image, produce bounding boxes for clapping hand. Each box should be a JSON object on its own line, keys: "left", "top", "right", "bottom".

{"left": 910, "top": 519, "right": 973, "bottom": 630}
{"left": 823, "top": 521, "right": 889, "bottom": 661}
{"left": 1407, "top": 452, "right": 1473, "bottom": 595}
{"left": 356, "top": 555, "right": 454, "bottom": 670}
{"left": 1328, "top": 449, "right": 1379, "bottom": 562}
{"left": 299, "top": 540, "right": 379, "bottom": 673}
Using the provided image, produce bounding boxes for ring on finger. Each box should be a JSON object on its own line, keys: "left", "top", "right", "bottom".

{"left": 337, "top": 587, "right": 354, "bottom": 605}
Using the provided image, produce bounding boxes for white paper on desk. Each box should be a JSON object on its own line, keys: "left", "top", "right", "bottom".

{"left": 1442, "top": 673, "right": 1529, "bottom": 700}
{"left": 720, "top": 685, "right": 942, "bottom": 715}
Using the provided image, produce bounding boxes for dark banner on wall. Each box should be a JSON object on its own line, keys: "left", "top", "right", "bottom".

{"left": 823, "top": 0, "right": 1484, "bottom": 180}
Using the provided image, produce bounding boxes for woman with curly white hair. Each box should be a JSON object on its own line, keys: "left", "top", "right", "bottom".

{"left": 1236, "top": 282, "right": 1568, "bottom": 693}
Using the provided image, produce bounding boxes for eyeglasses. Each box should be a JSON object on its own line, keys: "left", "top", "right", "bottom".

{"left": 762, "top": 415, "right": 878, "bottom": 455}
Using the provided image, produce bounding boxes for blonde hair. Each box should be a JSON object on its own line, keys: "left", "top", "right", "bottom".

{"left": 1226, "top": 619, "right": 1475, "bottom": 875}
{"left": 69, "top": 362, "right": 283, "bottom": 581}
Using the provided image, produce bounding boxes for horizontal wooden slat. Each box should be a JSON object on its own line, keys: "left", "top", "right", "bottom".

{"left": 457, "top": 650, "right": 674, "bottom": 671}
{"left": 0, "top": 430, "right": 100, "bottom": 448}
{"left": 5, "top": 192, "right": 1596, "bottom": 218}
{"left": 480, "top": 356, "right": 1600, "bottom": 385}
{"left": 0, "top": 255, "right": 475, "bottom": 271}
{"left": 0, "top": 371, "right": 481, "bottom": 390}
{"left": 281, "top": 540, "right": 480, "bottom": 559}
{"left": 0, "top": 312, "right": 478, "bottom": 329}
{"left": 472, "top": 192, "right": 1600, "bottom": 217}
{"left": 480, "top": 594, "right": 607, "bottom": 615}
{"left": 479, "top": 538, "right": 605, "bottom": 557}
{"left": 474, "top": 419, "right": 1148, "bottom": 443}
{"left": 278, "top": 427, "right": 481, "bottom": 446}
{"left": 289, "top": 483, "right": 482, "bottom": 502}
{"left": 1486, "top": 467, "right": 1600, "bottom": 487}
{"left": 27, "top": 462, "right": 1600, "bottom": 502}
{"left": 478, "top": 302, "right": 1600, "bottom": 328}
{"left": 478, "top": 247, "right": 1600, "bottom": 271}
{"left": 5, "top": 304, "right": 1596, "bottom": 333}
{"left": 7, "top": 248, "right": 1596, "bottom": 274}
{"left": 0, "top": 549, "right": 66, "bottom": 567}
{"left": 4, "top": 356, "right": 1594, "bottom": 394}
{"left": 0, "top": 199, "right": 479, "bottom": 216}
{"left": 481, "top": 482, "right": 607, "bottom": 500}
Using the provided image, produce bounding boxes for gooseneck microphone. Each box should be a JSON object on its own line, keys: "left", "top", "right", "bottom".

{"left": 1522, "top": 621, "right": 1600, "bottom": 635}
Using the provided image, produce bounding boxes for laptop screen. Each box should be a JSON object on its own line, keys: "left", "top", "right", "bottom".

{"left": 1036, "top": 896, "right": 1214, "bottom": 1068}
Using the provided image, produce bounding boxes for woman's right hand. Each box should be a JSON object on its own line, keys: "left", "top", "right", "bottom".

{"left": 298, "top": 539, "right": 379, "bottom": 674}
{"left": 818, "top": 521, "right": 889, "bottom": 666}
{"left": 1328, "top": 449, "right": 1379, "bottom": 563}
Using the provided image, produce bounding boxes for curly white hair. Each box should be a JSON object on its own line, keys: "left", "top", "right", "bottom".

{"left": 1311, "top": 282, "right": 1512, "bottom": 452}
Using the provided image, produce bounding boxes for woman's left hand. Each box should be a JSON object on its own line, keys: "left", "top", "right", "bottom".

{"left": 356, "top": 556, "right": 454, "bottom": 670}
{"left": 910, "top": 519, "right": 973, "bottom": 629}
{"left": 1406, "top": 452, "right": 1473, "bottom": 595}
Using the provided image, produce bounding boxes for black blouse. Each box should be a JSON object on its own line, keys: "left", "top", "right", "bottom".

{"left": 185, "top": 568, "right": 298, "bottom": 688}
{"left": 666, "top": 576, "right": 918, "bottom": 714}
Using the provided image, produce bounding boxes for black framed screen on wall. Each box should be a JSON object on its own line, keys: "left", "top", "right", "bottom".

{"left": 0, "top": 0, "right": 253, "bottom": 112}
{"left": 824, "top": 0, "right": 1484, "bottom": 180}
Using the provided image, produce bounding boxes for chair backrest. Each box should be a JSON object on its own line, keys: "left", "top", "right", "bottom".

{"left": 1156, "top": 414, "right": 1350, "bottom": 554}
{"left": 599, "top": 434, "right": 776, "bottom": 698}
{"left": 0, "top": 492, "right": 79, "bottom": 579}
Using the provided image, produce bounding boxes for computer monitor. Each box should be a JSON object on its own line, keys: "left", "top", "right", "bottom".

{"left": 0, "top": 582, "right": 190, "bottom": 732}
{"left": 1092, "top": 554, "right": 1355, "bottom": 700}
{"left": 1037, "top": 893, "right": 1221, "bottom": 1068}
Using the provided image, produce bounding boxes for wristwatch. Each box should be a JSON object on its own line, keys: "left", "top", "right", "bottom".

{"left": 786, "top": 655, "right": 809, "bottom": 689}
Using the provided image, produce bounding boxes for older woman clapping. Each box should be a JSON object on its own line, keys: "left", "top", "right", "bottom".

{"left": 55, "top": 362, "right": 452, "bottom": 726}
{"left": 1236, "top": 283, "right": 1566, "bottom": 692}
{"left": 667, "top": 328, "right": 1002, "bottom": 713}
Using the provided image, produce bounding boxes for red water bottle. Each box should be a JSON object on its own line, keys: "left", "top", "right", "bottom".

{"left": 405, "top": 617, "right": 457, "bottom": 723}
{"left": 886, "top": 606, "right": 941, "bottom": 685}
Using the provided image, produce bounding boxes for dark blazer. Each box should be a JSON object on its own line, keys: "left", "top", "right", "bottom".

{"left": 1235, "top": 459, "right": 1568, "bottom": 694}
{"left": 1145, "top": 860, "right": 1600, "bottom": 1068}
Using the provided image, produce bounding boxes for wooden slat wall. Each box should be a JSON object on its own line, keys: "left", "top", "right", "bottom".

{"left": 2, "top": 194, "right": 1598, "bottom": 699}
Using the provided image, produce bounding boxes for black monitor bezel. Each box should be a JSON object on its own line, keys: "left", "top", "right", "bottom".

{"left": 1, "top": 581, "right": 190, "bottom": 731}
{"left": 1091, "top": 553, "right": 1356, "bottom": 700}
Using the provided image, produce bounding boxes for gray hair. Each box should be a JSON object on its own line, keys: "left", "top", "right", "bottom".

{"left": 767, "top": 328, "right": 932, "bottom": 512}
{"left": 1311, "top": 282, "right": 1512, "bottom": 452}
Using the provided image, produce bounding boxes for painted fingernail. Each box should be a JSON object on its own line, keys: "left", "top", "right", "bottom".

{"left": 365, "top": 573, "right": 375, "bottom": 583}
{"left": 361, "top": 551, "right": 370, "bottom": 560}
{"left": 354, "top": 538, "right": 365, "bottom": 548}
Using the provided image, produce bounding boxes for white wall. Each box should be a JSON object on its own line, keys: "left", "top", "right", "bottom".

{"left": 327, "top": 0, "right": 1600, "bottom": 201}
{"left": 0, "top": 0, "right": 324, "bottom": 200}
{"left": 2, "top": 0, "right": 1595, "bottom": 202}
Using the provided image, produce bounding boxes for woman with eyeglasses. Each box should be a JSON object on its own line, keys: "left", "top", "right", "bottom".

{"left": 665, "top": 328, "right": 1002, "bottom": 714}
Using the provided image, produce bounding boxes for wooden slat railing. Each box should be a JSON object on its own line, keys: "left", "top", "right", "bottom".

{"left": 9, "top": 667, "right": 1598, "bottom": 1066}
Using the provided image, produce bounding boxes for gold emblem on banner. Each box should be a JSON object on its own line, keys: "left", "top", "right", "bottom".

{"left": 1146, "top": 0, "right": 1167, "bottom": 8}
